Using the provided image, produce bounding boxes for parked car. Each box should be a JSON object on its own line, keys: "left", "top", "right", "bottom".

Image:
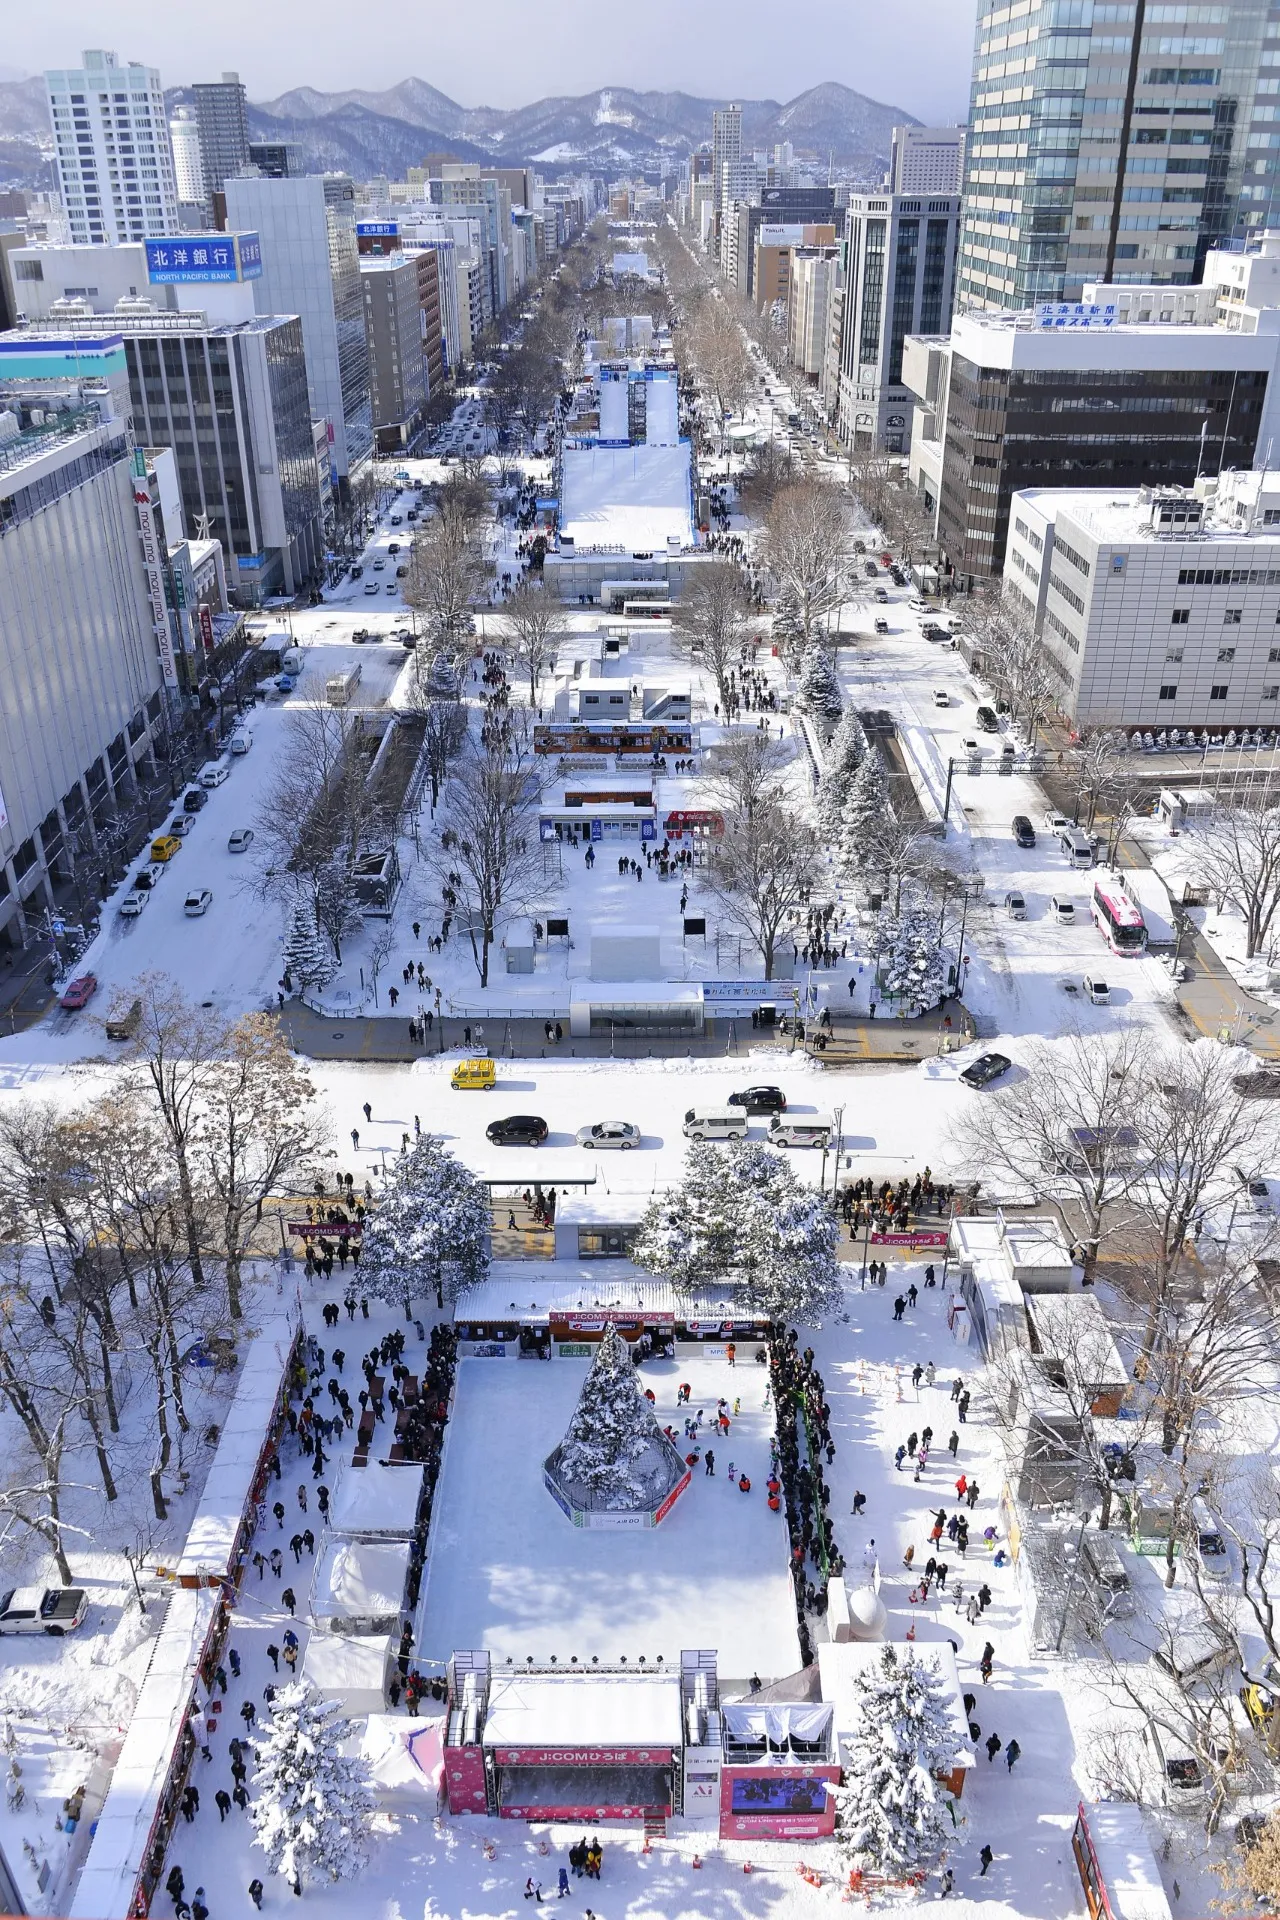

{"left": 396, "top": 564, "right": 409, "bottom": 578}
{"left": 1004, "top": 891, "right": 1027, "bottom": 920}
{"left": 349, "top": 563, "right": 363, "bottom": 580}
{"left": 728, "top": 1085, "right": 788, "bottom": 1114}
{"left": 167, "top": 815, "right": 191, "bottom": 838}
{"left": 0, "top": 1586, "right": 88, "bottom": 1636}
{"left": 1043, "top": 810, "right": 1070, "bottom": 834}
{"left": 1012, "top": 814, "right": 1036, "bottom": 848}
{"left": 184, "top": 889, "right": 213, "bottom": 917}
{"left": 229, "top": 730, "right": 252, "bottom": 755}
{"left": 133, "top": 863, "right": 165, "bottom": 891}
{"left": 119, "top": 889, "right": 148, "bottom": 918}
{"left": 1049, "top": 895, "right": 1076, "bottom": 925}
{"left": 58, "top": 973, "right": 98, "bottom": 1011}
{"left": 450, "top": 1058, "right": 495, "bottom": 1091}
{"left": 960, "top": 1052, "right": 1012, "bottom": 1089}
{"left": 1083, "top": 973, "right": 1111, "bottom": 1004}
{"left": 575, "top": 1120, "right": 641, "bottom": 1150}
{"left": 105, "top": 997, "right": 142, "bottom": 1040}
{"left": 150, "top": 834, "right": 182, "bottom": 862}
{"left": 199, "top": 763, "right": 229, "bottom": 789}
{"left": 485, "top": 1114, "right": 549, "bottom": 1146}
{"left": 1235, "top": 1167, "right": 1273, "bottom": 1215}
{"left": 975, "top": 705, "right": 1000, "bottom": 732}
{"left": 908, "top": 597, "right": 928, "bottom": 612}
{"left": 228, "top": 828, "right": 255, "bottom": 854}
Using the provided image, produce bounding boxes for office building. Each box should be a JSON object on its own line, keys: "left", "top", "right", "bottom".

{"left": 0, "top": 333, "right": 168, "bottom": 948}
{"left": 835, "top": 187, "right": 962, "bottom": 454}
{"left": 44, "top": 49, "right": 179, "bottom": 245}
{"left": 712, "top": 104, "right": 743, "bottom": 211}
{"left": 1083, "top": 231, "right": 1280, "bottom": 331}
{"left": 789, "top": 248, "right": 839, "bottom": 380}
{"left": 904, "top": 309, "right": 1280, "bottom": 587}
{"left": 360, "top": 256, "right": 427, "bottom": 450}
{"left": 432, "top": 168, "right": 511, "bottom": 320}
{"left": 891, "top": 126, "right": 966, "bottom": 195}
{"left": 247, "top": 142, "right": 303, "bottom": 180}
{"left": 224, "top": 172, "right": 373, "bottom": 481}
{"left": 413, "top": 238, "right": 461, "bottom": 374}
{"left": 732, "top": 187, "right": 843, "bottom": 301}
{"left": 959, "top": 0, "right": 1271, "bottom": 311}
{"left": 192, "top": 73, "right": 249, "bottom": 207}
{"left": 169, "top": 110, "right": 204, "bottom": 205}
{"left": 1005, "top": 472, "right": 1280, "bottom": 731}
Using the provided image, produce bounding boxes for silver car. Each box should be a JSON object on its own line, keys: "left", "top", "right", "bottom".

{"left": 575, "top": 1120, "right": 641, "bottom": 1151}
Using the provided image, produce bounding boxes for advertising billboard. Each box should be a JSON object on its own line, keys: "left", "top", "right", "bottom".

{"left": 718, "top": 1765, "right": 840, "bottom": 1840}
{"left": 145, "top": 234, "right": 262, "bottom": 284}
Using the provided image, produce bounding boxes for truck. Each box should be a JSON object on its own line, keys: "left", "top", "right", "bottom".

{"left": 0, "top": 1585, "right": 89, "bottom": 1635}
{"left": 326, "top": 664, "right": 362, "bottom": 707}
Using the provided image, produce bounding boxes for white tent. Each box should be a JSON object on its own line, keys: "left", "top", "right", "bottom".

{"left": 327, "top": 1461, "right": 423, "bottom": 1539}
{"left": 311, "top": 1538, "right": 409, "bottom": 1635}
{"left": 300, "top": 1633, "right": 390, "bottom": 1716}
{"left": 361, "top": 1714, "right": 445, "bottom": 1809}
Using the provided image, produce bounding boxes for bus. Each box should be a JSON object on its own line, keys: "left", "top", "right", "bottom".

{"left": 1091, "top": 877, "right": 1147, "bottom": 956}
{"left": 622, "top": 599, "right": 672, "bottom": 621}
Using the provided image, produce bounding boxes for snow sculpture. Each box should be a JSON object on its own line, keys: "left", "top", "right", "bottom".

{"left": 543, "top": 1324, "right": 690, "bottom": 1529}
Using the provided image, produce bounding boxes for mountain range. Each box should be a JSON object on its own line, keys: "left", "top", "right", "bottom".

{"left": 0, "top": 75, "right": 915, "bottom": 190}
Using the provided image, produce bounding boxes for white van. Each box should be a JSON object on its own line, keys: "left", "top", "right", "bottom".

{"left": 769, "top": 1113, "right": 834, "bottom": 1149}
{"left": 1082, "top": 1530, "right": 1135, "bottom": 1619}
{"left": 281, "top": 647, "right": 305, "bottom": 676}
{"left": 1190, "top": 1498, "right": 1230, "bottom": 1579}
{"left": 683, "top": 1106, "right": 747, "bottom": 1142}
{"left": 1059, "top": 826, "right": 1095, "bottom": 869}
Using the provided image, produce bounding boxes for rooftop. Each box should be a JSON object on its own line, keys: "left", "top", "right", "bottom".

{"left": 1015, "top": 478, "right": 1280, "bottom": 548}
{"left": 559, "top": 441, "right": 693, "bottom": 553}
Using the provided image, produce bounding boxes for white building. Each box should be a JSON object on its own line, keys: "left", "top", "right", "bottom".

{"left": 45, "top": 49, "right": 178, "bottom": 246}
{"left": 1083, "top": 234, "right": 1280, "bottom": 335}
{"left": 890, "top": 126, "right": 966, "bottom": 196}
{"left": 1005, "top": 473, "right": 1280, "bottom": 732}
{"left": 169, "top": 111, "right": 204, "bottom": 207}
{"left": 789, "top": 249, "right": 838, "bottom": 380}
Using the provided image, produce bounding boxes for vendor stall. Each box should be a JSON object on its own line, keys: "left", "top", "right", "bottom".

{"left": 311, "top": 1538, "right": 410, "bottom": 1635}
{"left": 300, "top": 1633, "right": 391, "bottom": 1715}
{"left": 327, "top": 1460, "right": 424, "bottom": 1539}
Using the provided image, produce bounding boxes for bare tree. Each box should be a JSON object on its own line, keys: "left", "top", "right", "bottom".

{"left": 698, "top": 744, "right": 823, "bottom": 981}
{"left": 403, "top": 501, "right": 492, "bottom": 662}
{"left": 435, "top": 719, "right": 546, "bottom": 988}
{"left": 1195, "top": 801, "right": 1280, "bottom": 958}
{"left": 760, "top": 479, "right": 854, "bottom": 649}
{"left": 502, "top": 578, "right": 569, "bottom": 706}
{"left": 672, "top": 560, "right": 749, "bottom": 714}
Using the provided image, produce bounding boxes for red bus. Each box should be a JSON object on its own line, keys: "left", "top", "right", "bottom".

{"left": 1091, "top": 877, "right": 1147, "bottom": 956}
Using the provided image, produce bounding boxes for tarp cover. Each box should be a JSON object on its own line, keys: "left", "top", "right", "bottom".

{"left": 313, "top": 1538, "right": 409, "bottom": 1628}
{"left": 300, "top": 1632, "right": 389, "bottom": 1713}
{"left": 722, "top": 1704, "right": 834, "bottom": 1744}
{"left": 327, "top": 1460, "right": 423, "bottom": 1537}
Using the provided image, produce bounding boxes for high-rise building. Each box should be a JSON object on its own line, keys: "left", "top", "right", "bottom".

{"left": 959, "top": 0, "right": 1271, "bottom": 311}
{"left": 224, "top": 172, "right": 373, "bottom": 480}
{"left": 712, "top": 104, "right": 743, "bottom": 210}
{"left": 44, "top": 49, "right": 179, "bottom": 245}
{"left": 890, "top": 126, "right": 966, "bottom": 196}
{"left": 247, "top": 141, "right": 303, "bottom": 179}
{"left": 191, "top": 73, "right": 250, "bottom": 205}
{"left": 169, "top": 109, "right": 204, "bottom": 206}
{"left": 360, "top": 256, "right": 427, "bottom": 450}
{"left": 835, "top": 187, "right": 962, "bottom": 453}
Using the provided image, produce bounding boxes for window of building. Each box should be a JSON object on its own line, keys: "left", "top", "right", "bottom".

{"left": 1159, "top": 684, "right": 1179, "bottom": 699}
{"left": 1210, "top": 683, "right": 1229, "bottom": 700}
{"left": 1166, "top": 648, "right": 1184, "bottom": 662}
{"left": 1171, "top": 607, "right": 1189, "bottom": 623}
{"left": 1218, "top": 646, "right": 1237, "bottom": 661}
{"left": 1224, "top": 609, "right": 1242, "bottom": 624}
{"left": 1265, "top": 686, "right": 1280, "bottom": 701}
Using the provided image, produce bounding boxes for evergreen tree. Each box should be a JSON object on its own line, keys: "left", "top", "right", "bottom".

{"left": 870, "top": 899, "right": 949, "bottom": 1011}
{"left": 771, "top": 589, "right": 805, "bottom": 666}
{"left": 633, "top": 1138, "right": 842, "bottom": 1321}
{"left": 817, "top": 707, "right": 868, "bottom": 839}
{"left": 555, "top": 1324, "right": 668, "bottom": 1507}
{"left": 249, "top": 1682, "right": 374, "bottom": 1890}
{"left": 797, "top": 642, "right": 844, "bottom": 725}
{"left": 839, "top": 751, "right": 892, "bottom": 881}
{"left": 359, "top": 1132, "right": 489, "bottom": 1314}
{"left": 282, "top": 904, "right": 338, "bottom": 991}
{"left": 831, "top": 1646, "right": 956, "bottom": 1882}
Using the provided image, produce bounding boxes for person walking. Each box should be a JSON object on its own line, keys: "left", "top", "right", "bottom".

{"left": 705, "top": 1448, "right": 715, "bottom": 1475}
{"left": 978, "top": 1582, "right": 992, "bottom": 1613}
{"left": 948, "top": 1430, "right": 959, "bottom": 1457}
{"left": 980, "top": 1642, "right": 995, "bottom": 1684}
{"left": 248, "top": 1884, "right": 264, "bottom": 1911}
{"left": 892, "top": 1295, "right": 906, "bottom": 1321}
{"left": 966, "top": 1479, "right": 980, "bottom": 1509}
{"left": 557, "top": 1870, "right": 570, "bottom": 1898}
{"left": 191, "top": 1891, "right": 208, "bottom": 1920}
{"left": 965, "top": 1594, "right": 981, "bottom": 1625}
{"left": 979, "top": 1846, "right": 994, "bottom": 1877}
{"left": 266, "top": 1643, "right": 280, "bottom": 1673}
{"left": 215, "top": 1789, "right": 232, "bottom": 1822}
{"left": 282, "top": 1587, "right": 296, "bottom": 1616}
{"left": 985, "top": 1733, "right": 1002, "bottom": 1764}
{"left": 1006, "top": 1738, "right": 1021, "bottom": 1772}
{"left": 852, "top": 1490, "right": 866, "bottom": 1515}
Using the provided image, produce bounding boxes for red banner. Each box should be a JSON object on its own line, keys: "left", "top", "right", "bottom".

{"left": 500, "top": 1803, "right": 663, "bottom": 1821}
{"left": 654, "top": 1469, "right": 692, "bottom": 1527}
{"left": 444, "top": 1744, "right": 488, "bottom": 1814}
{"left": 868, "top": 1229, "right": 949, "bottom": 1249}
{"left": 494, "top": 1746, "right": 673, "bottom": 1766}
{"left": 288, "top": 1221, "right": 363, "bottom": 1238}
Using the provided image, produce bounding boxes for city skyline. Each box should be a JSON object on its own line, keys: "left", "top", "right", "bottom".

{"left": 3, "top": 0, "right": 975, "bottom": 123}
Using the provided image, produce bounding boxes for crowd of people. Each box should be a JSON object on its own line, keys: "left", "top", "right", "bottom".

{"left": 838, "top": 1172, "right": 959, "bottom": 1237}
{"left": 767, "top": 1330, "right": 845, "bottom": 1667}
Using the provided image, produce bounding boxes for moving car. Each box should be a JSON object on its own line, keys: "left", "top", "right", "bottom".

{"left": 975, "top": 705, "right": 1000, "bottom": 733}
{"left": 58, "top": 973, "right": 98, "bottom": 1011}
{"left": 1049, "top": 895, "right": 1076, "bottom": 925}
{"left": 961, "top": 735, "right": 982, "bottom": 755}
{"left": 364, "top": 581, "right": 380, "bottom": 595}
{"left": 769, "top": 1113, "right": 833, "bottom": 1148}
{"left": 372, "top": 558, "right": 385, "bottom": 571}
{"left": 229, "top": 730, "right": 252, "bottom": 755}
{"left": 1004, "top": 891, "right": 1027, "bottom": 920}
{"left": 184, "top": 889, "right": 213, "bottom": 917}
{"left": 228, "top": 828, "right": 255, "bottom": 853}
{"left": 1083, "top": 973, "right": 1110, "bottom": 1005}
{"left": 874, "top": 617, "right": 889, "bottom": 634}
{"left": 485, "top": 1114, "right": 549, "bottom": 1146}
{"left": 728, "top": 1085, "right": 787, "bottom": 1114}
{"left": 575, "top": 1120, "right": 641, "bottom": 1150}
{"left": 349, "top": 564, "right": 363, "bottom": 580}
{"left": 874, "top": 587, "right": 889, "bottom": 603}
{"left": 119, "top": 889, "right": 148, "bottom": 918}
{"left": 932, "top": 689, "right": 948, "bottom": 708}
{"left": 960, "top": 1052, "right": 1012, "bottom": 1089}
{"left": 1012, "top": 814, "right": 1036, "bottom": 848}
{"left": 0, "top": 1586, "right": 89, "bottom": 1636}
{"left": 200, "top": 763, "right": 230, "bottom": 789}
{"left": 1043, "top": 810, "right": 1070, "bottom": 834}
{"left": 683, "top": 1106, "right": 747, "bottom": 1142}
{"left": 451, "top": 1057, "right": 495, "bottom": 1091}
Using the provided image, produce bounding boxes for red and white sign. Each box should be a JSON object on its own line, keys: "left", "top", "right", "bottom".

{"left": 654, "top": 1468, "right": 692, "bottom": 1527}
{"left": 559, "top": 1310, "right": 674, "bottom": 1330}
{"left": 869, "top": 1229, "right": 949, "bottom": 1250}
{"left": 494, "top": 1747, "right": 673, "bottom": 1767}
{"left": 500, "top": 1803, "right": 662, "bottom": 1822}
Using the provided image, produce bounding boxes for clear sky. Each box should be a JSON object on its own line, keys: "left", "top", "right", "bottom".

{"left": 12, "top": 1, "right": 975, "bottom": 122}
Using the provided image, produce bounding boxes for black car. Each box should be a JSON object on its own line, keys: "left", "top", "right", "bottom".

{"left": 728, "top": 1085, "right": 788, "bottom": 1115}
{"left": 485, "top": 1114, "right": 549, "bottom": 1146}
{"left": 1012, "top": 815, "right": 1036, "bottom": 848}
{"left": 182, "top": 787, "right": 209, "bottom": 813}
{"left": 959, "top": 1052, "right": 1012, "bottom": 1089}
{"left": 975, "top": 705, "right": 1000, "bottom": 733}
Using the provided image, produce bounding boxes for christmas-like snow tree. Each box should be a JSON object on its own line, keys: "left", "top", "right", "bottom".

{"left": 831, "top": 1645, "right": 957, "bottom": 1883}
{"left": 870, "top": 899, "right": 949, "bottom": 1011}
{"left": 282, "top": 904, "right": 337, "bottom": 991}
{"left": 359, "top": 1131, "right": 489, "bottom": 1314}
{"left": 797, "top": 642, "right": 844, "bottom": 725}
{"left": 248, "top": 1682, "right": 374, "bottom": 1891}
{"left": 546, "top": 1324, "right": 685, "bottom": 1514}
{"left": 838, "top": 751, "right": 892, "bottom": 881}
{"left": 817, "top": 708, "right": 869, "bottom": 839}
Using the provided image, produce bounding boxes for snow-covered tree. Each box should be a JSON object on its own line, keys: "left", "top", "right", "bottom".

{"left": 817, "top": 707, "right": 868, "bottom": 839}
{"left": 870, "top": 899, "right": 948, "bottom": 1011}
{"left": 771, "top": 588, "right": 806, "bottom": 666}
{"left": 249, "top": 1682, "right": 374, "bottom": 1891}
{"left": 839, "top": 751, "right": 892, "bottom": 881}
{"left": 831, "top": 1646, "right": 957, "bottom": 1882}
{"left": 797, "top": 642, "right": 843, "bottom": 726}
{"left": 313, "top": 860, "right": 362, "bottom": 965}
{"left": 554, "top": 1325, "right": 668, "bottom": 1507}
{"left": 358, "top": 1132, "right": 489, "bottom": 1314}
{"left": 282, "top": 904, "right": 337, "bottom": 991}
{"left": 632, "top": 1138, "right": 842, "bottom": 1321}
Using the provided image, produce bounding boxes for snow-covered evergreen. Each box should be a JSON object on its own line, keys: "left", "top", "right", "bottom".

{"left": 870, "top": 898, "right": 949, "bottom": 1011}
{"left": 797, "top": 643, "right": 844, "bottom": 725}
{"left": 248, "top": 1682, "right": 374, "bottom": 1890}
{"left": 817, "top": 708, "right": 869, "bottom": 839}
{"left": 831, "top": 1645, "right": 957, "bottom": 1882}
{"left": 282, "top": 904, "right": 338, "bottom": 991}
{"left": 632, "top": 1138, "right": 842, "bottom": 1321}
{"left": 839, "top": 750, "right": 892, "bottom": 880}
{"left": 772, "top": 589, "right": 805, "bottom": 666}
{"left": 358, "top": 1132, "right": 490, "bottom": 1313}
{"left": 553, "top": 1324, "right": 673, "bottom": 1508}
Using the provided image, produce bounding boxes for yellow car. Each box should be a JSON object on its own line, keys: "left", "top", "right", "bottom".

{"left": 150, "top": 834, "right": 182, "bottom": 862}
{"left": 451, "top": 1057, "right": 495, "bottom": 1091}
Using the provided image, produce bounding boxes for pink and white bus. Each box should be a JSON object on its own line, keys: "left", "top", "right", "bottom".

{"left": 1091, "top": 877, "right": 1147, "bottom": 956}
